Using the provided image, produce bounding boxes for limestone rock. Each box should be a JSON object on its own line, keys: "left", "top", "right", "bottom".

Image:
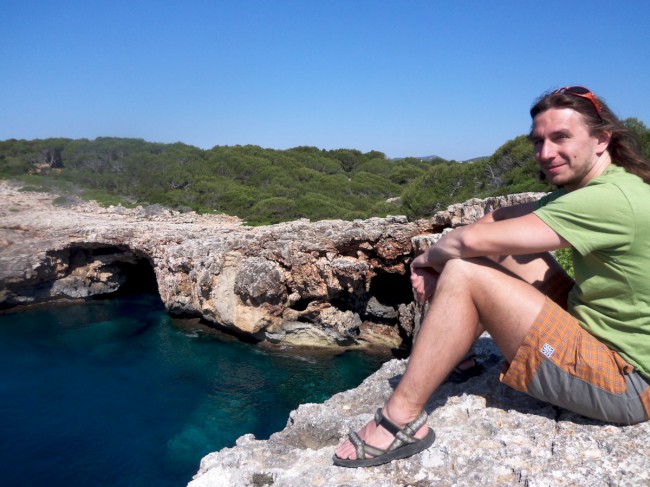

{"left": 432, "top": 193, "right": 547, "bottom": 228}
{"left": 3, "top": 182, "right": 646, "bottom": 486}
{"left": 190, "top": 337, "right": 650, "bottom": 487}
{"left": 0, "top": 181, "right": 542, "bottom": 350}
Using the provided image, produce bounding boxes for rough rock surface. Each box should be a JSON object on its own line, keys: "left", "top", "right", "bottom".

{"left": 2, "top": 182, "right": 648, "bottom": 485}
{"left": 190, "top": 337, "right": 650, "bottom": 487}
{"left": 0, "top": 181, "right": 542, "bottom": 349}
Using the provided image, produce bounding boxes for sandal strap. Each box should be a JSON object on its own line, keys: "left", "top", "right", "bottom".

{"left": 348, "top": 431, "right": 386, "bottom": 459}
{"left": 345, "top": 409, "right": 429, "bottom": 460}
{"left": 454, "top": 353, "right": 477, "bottom": 373}
{"left": 374, "top": 408, "right": 428, "bottom": 451}
{"left": 348, "top": 431, "right": 366, "bottom": 460}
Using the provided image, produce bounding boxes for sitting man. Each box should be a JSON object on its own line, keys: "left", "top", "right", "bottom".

{"left": 334, "top": 86, "right": 650, "bottom": 467}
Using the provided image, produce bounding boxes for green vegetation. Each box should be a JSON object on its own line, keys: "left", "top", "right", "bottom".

{"left": 554, "top": 247, "right": 575, "bottom": 278}
{"left": 401, "top": 135, "right": 553, "bottom": 218}
{"left": 1, "top": 118, "right": 648, "bottom": 225}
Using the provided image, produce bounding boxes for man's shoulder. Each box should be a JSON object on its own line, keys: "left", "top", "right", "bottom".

{"left": 593, "top": 167, "right": 650, "bottom": 207}
{"left": 536, "top": 177, "right": 633, "bottom": 222}
{"left": 567, "top": 166, "right": 648, "bottom": 201}
{"left": 536, "top": 188, "right": 565, "bottom": 208}
{"left": 590, "top": 164, "right": 648, "bottom": 190}
{"left": 538, "top": 165, "right": 650, "bottom": 211}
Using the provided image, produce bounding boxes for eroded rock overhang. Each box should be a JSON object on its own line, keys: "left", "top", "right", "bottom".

{"left": 0, "top": 182, "right": 545, "bottom": 350}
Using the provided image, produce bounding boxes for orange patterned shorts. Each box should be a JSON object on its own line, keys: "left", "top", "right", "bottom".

{"left": 501, "top": 278, "right": 650, "bottom": 424}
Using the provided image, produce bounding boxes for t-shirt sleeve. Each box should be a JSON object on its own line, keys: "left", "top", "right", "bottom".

{"left": 533, "top": 184, "right": 633, "bottom": 255}
{"left": 536, "top": 189, "right": 565, "bottom": 209}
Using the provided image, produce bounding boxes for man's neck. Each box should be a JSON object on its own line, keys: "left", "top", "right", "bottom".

{"left": 566, "top": 152, "right": 612, "bottom": 192}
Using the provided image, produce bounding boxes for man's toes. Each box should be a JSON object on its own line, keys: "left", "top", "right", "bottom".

{"left": 335, "top": 443, "right": 356, "bottom": 460}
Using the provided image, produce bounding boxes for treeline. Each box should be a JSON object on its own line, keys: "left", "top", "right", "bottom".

{"left": 1, "top": 117, "right": 648, "bottom": 225}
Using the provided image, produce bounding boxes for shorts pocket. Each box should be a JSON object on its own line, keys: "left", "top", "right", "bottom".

{"left": 574, "top": 332, "right": 628, "bottom": 395}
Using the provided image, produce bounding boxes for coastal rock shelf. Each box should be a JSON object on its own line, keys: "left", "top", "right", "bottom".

{"left": 0, "top": 180, "right": 541, "bottom": 349}
{"left": 2, "top": 181, "right": 648, "bottom": 485}
{"left": 190, "top": 338, "right": 650, "bottom": 486}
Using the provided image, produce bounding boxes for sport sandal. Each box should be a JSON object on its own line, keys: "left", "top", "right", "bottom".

{"left": 445, "top": 353, "right": 484, "bottom": 384}
{"left": 333, "top": 408, "right": 435, "bottom": 468}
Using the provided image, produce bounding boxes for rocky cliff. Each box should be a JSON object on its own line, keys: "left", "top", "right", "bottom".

{"left": 0, "top": 180, "right": 541, "bottom": 350}
{"left": 190, "top": 338, "right": 650, "bottom": 486}
{"left": 2, "top": 182, "right": 648, "bottom": 486}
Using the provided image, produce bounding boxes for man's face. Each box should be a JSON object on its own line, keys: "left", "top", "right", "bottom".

{"left": 531, "top": 108, "right": 608, "bottom": 192}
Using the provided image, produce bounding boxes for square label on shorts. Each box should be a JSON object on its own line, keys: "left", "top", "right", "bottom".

{"left": 541, "top": 343, "right": 555, "bottom": 359}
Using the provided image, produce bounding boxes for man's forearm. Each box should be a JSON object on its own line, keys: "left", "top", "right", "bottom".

{"left": 477, "top": 201, "right": 538, "bottom": 223}
{"left": 412, "top": 200, "right": 547, "bottom": 273}
{"left": 424, "top": 201, "right": 539, "bottom": 268}
{"left": 417, "top": 210, "right": 567, "bottom": 273}
{"left": 414, "top": 228, "right": 465, "bottom": 272}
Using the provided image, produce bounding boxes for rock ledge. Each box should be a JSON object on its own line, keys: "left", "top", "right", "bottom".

{"left": 190, "top": 337, "right": 650, "bottom": 486}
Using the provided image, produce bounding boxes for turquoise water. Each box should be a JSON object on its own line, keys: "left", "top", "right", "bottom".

{"left": 0, "top": 294, "right": 387, "bottom": 486}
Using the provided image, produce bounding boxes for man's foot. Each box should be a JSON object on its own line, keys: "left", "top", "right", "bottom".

{"left": 333, "top": 406, "right": 433, "bottom": 467}
{"left": 445, "top": 354, "right": 484, "bottom": 383}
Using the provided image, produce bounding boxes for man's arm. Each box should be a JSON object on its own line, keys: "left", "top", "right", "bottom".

{"left": 477, "top": 200, "right": 539, "bottom": 223}
{"left": 414, "top": 212, "right": 570, "bottom": 273}
{"left": 409, "top": 200, "right": 566, "bottom": 304}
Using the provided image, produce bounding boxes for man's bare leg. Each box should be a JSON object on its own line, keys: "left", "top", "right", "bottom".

{"left": 335, "top": 256, "right": 556, "bottom": 461}
{"left": 449, "top": 252, "right": 566, "bottom": 372}
{"left": 493, "top": 251, "right": 569, "bottom": 290}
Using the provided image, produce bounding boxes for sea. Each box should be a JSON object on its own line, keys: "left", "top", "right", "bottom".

{"left": 0, "top": 293, "right": 388, "bottom": 487}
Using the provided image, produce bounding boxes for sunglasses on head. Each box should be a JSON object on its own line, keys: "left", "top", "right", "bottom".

{"left": 553, "top": 86, "right": 602, "bottom": 118}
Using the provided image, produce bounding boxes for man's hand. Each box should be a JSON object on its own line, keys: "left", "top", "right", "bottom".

{"left": 408, "top": 206, "right": 569, "bottom": 305}
{"left": 410, "top": 264, "right": 440, "bottom": 305}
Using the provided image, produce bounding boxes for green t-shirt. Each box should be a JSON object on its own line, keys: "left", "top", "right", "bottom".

{"left": 534, "top": 164, "right": 650, "bottom": 379}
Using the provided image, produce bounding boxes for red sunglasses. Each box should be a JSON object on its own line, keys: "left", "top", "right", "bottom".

{"left": 553, "top": 86, "right": 602, "bottom": 118}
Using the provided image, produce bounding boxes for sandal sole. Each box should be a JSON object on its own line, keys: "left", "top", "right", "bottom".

{"left": 332, "top": 428, "right": 436, "bottom": 468}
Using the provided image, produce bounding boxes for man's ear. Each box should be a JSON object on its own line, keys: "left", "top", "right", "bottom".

{"left": 596, "top": 130, "right": 612, "bottom": 154}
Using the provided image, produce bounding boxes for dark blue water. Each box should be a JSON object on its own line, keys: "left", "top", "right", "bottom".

{"left": 0, "top": 294, "right": 387, "bottom": 487}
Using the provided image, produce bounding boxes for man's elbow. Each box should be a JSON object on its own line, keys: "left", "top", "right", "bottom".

{"left": 456, "top": 227, "right": 484, "bottom": 256}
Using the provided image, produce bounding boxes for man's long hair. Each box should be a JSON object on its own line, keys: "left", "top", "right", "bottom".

{"left": 530, "top": 90, "right": 650, "bottom": 184}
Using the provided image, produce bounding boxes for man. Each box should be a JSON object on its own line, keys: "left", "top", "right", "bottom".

{"left": 334, "top": 86, "right": 650, "bottom": 468}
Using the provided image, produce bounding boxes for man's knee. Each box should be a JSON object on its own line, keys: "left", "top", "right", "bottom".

{"left": 439, "top": 257, "right": 503, "bottom": 285}
{"left": 439, "top": 257, "right": 545, "bottom": 323}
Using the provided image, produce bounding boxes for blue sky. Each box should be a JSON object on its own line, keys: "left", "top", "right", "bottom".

{"left": 2, "top": 1, "right": 649, "bottom": 161}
